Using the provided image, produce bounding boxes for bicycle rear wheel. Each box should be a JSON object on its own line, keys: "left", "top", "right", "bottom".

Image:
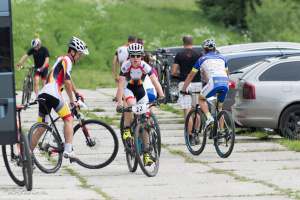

{"left": 214, "top": 110, "right": 235, "bottom": 158}
{"left": 184, "top": 108, "right": 207, "bottom": 155}
{"left": 73, "top": 119, "right": 118, "bottom": 169}
{"left": 163, "top": 69, "right": 171, "bottom": 103}
{"left": 20, "top": 133, "right": 33, "bottom": 191}
{"left": 29, "top": 122, "right": 63, "bottom": 173}
{"left": 120, "top": 114, "right": 138, "bottom": 172}
{"left": 2, "top": 144, "right": 25, "bottom": 186}
{"left": 134, "top": 123, "right": 160, "bottom": 177}
{"left": 21, "top": 76, "right": 33, "bottom": 104}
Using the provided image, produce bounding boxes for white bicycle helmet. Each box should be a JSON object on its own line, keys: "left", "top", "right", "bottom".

{"left": 68, "top": 36, "right": 89, "bottom": 55}
{"left": 31, "top": 38, "right": 41, "bottom": 48}
{"left": 128, "top": 43, "right": 144, "bottom": 55}
{"left": 202, "top": 39, "right": 216, "bottom": 50}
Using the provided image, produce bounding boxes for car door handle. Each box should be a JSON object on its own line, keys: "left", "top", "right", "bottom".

{"left": 0, "top": 98, "right": 8, "bottom": 119}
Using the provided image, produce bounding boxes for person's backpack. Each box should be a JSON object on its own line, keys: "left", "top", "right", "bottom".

{"left": 117, "top": 46, "right": 129, "bottom": 66}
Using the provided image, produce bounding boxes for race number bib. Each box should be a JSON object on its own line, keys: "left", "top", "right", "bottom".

{"left": 132, "top": 103, "right": 148, "bottom": 114}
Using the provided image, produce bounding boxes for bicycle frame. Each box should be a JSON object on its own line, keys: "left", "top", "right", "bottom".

{"left": 37, "top": 99, "right": 95, "bottom": 152}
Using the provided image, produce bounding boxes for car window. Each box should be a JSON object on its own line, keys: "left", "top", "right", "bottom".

{"left": 259, "top": 61, "right": 300, "bottom": 81}
{"left": 227, "top": 55, "right": 270, "bottom": 72}
{"left": 0, "top": 16, "right": 12, "bottom": 73}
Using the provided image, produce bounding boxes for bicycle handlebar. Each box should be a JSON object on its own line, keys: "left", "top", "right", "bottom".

{"left": 116, "top": 101, "right": 160, "bottom": 113}
{"left": 179, "top": 90, "right": 201, "bottom": 95}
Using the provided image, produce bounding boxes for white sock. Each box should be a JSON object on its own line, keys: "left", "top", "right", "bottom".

{"left": 64, "top": 143, "right": 73, "bottom": 153}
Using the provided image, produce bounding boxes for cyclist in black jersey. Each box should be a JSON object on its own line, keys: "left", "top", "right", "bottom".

{"left": 17, "top": 38, "right": 50, "bottom": 97}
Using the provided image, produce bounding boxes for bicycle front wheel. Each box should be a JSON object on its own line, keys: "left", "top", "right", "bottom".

{"left": 120, "top": 114, "right": 138, "bottom": 172}
{"left": 214, "top": 110, "right": 235, "bottom": 158}
{"left": 134, "top": 123, "right": 160, "bottom": 177}
{"left": 20, "top": 133, "right": 33, "bottom": 191}
{"left": 2, "top": 144, "right": 25, "bottom": 186}
{"left": 28, "top": 122, "right": 63, "bottom": 173}
{"left": 73, "top": 119, "right": 119, "bottom": 169}
{"left": 184, "top": 108, "right": 207, "bottom": 155}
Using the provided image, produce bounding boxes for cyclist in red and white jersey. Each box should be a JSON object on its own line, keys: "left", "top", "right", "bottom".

{"left": 116, "top": 43, "right": 164, "bottom": 166}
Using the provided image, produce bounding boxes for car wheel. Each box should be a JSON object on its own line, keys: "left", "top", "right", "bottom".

{"left": 279, "top": 104, "right": 300, "bottom": 140}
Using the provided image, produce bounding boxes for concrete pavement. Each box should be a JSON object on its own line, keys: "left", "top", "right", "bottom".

{"left": 0, "top": 88, "right": 299, "bottom": 200}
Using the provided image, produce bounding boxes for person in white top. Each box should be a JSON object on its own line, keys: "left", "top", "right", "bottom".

{"left": 112, "top": 35, "right": 137, "bottom": 84}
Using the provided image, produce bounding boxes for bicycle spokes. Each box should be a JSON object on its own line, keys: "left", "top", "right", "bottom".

{"left": 214, "top": 110, "right": 235, "bottom": 158}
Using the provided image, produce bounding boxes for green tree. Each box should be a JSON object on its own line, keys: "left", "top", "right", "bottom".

{"left": 196, "top": 0, "right": 261, "bottom": 29}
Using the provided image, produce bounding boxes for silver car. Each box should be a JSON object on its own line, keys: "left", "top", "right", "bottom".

{"left": 232, "top": 55, "right": 300, "bottom": 139}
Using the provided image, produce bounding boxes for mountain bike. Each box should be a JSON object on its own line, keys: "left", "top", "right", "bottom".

{"left": 118, "top": 101, "right": 161, "bottom": 177}
{"left": 28, "top": 98, "right": 119, "bottom": 173}
{"left": 155, "top": 50, "right": 178, "bottom": 103}
{"left": 2, "top": 102, "right": 34, "bottom": 191}
{"left": 183, "top": 91, "right": 235, "bottom": 158}
{"left": 20, "top": 65, "right": 34, "bottom": 104}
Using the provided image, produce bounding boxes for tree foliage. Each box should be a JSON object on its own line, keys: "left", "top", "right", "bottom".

{"left": 196, "top": 0, "right": 261, "bottom": 29}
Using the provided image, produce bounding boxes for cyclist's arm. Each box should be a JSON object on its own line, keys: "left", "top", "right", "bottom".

{"left": 182, "top": 69, "right": 197, "bottom": 92}
{"left": 171, "top": 63, "right": 179, "bottom": 77}
{"left": 41, "top": 57, "right": 49, "bottom": 69}
{"left": 65, "top": 79, "right": 75, "bottom": 104}
{"left": 149, "top": 74, "right": 164, "bottom": 97}
{"left": 16, "top": 54, "right": 29, "bottom": 67}
{"left": 116, "top": 75, "right": 125, "bottom": 105}
{"left": 172, "top": 53, "right": 180, "bottom": 77}
{"left": 112, "top": 53, "right": 119, "bottom": 81}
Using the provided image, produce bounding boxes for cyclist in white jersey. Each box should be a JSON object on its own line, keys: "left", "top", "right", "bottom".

{"left": 181, "top": 39, "right": 229, "bottom": 126}
{"left": 112, "top": 35, "right": 137, "bottom": 83}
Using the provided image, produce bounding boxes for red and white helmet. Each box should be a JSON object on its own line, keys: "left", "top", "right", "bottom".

{"left": 127, "top": 43, "right": 144, "bottom": 55}
{"left": 68, "top": 36, "right": 89, "bottom": 55}
{"left": 31, "top": 38, "right": 41, "bottom": 48}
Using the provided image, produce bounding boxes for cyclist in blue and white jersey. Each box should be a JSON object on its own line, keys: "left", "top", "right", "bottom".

{"left": 181, "top": 39, "right": 229, "bottom": 126}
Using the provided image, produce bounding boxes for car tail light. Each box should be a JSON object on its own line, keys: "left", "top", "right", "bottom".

{"left": 228, "top": 80, "right": 236, "bottom": 89}
{"left": 243, "top": 82, "right": 256, "bottom": 99}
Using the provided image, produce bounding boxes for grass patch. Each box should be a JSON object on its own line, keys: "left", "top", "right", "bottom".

{"left": 251, "top": 131, "right": 270, "bottom": 140}
{"left": 63, "top": 166, "right": 113, "bottom": 200}
{"left": 279, "top": 139, "right": 300, "bottom": 152}
{"left": 236, "top": 129, "right": 270, "bottom": 140}
{"left": 208, "top": 168, "right": 250, "bottom": 182}
{"left": 89, "top": 108, "right": 106, "bottom": 112}
{"left": 162, "top": 144, "right": 208, "bottom": 165}
{"left": 159, "top": 104, "right": 183, "bottom": 116}
{"left": 12, "top": 0, "right": 247, "bottom": 89}
{"left": 81, "top": 110, "right": 119, "bottom": 126}
{"left": 64, "top": 167, "right": 90, "bottom": 189}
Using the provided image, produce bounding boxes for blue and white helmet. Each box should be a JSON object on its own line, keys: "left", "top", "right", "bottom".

{"left": 128, "top": 43, "right": 144, "bottom": 55}
{"left": 31, "top": 38, "right": 41, "bottom": 48}
{"left": 202, "top": 39, "right": 216, "bottom": 50}
{"left": 68, "top": 36, "right": 89, "bottom": 55}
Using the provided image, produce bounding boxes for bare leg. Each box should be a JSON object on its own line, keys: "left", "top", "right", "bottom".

{"left": 123, "top": 98, "right": 136, "bottom": 128}
{"left": 42, "top": 78, "right": 46, "bottom": 86}
{"left": 34, "top": 75, "right": 40, "bottom": 97}
{"left": 30, "top": 126, "right": 46, "bottom": 151}
{"left": 218, "top": 102, "right": 225, "bottom": 129}
{"left": 63, "top": 118, "right": 73, "bottom": 144}
{"left": 199, "top": 99, "right": 209, "bottom": 114}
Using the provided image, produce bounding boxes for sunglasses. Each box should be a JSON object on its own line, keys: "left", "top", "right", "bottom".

{"left": 130, "top": 54, "right": 142, "bottom": 58}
